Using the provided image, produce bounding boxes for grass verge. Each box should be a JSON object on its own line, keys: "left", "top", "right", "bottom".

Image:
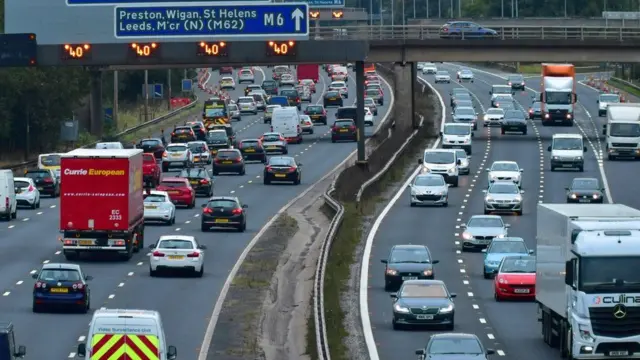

{"left": 607, "top": 78, "right": 640, "bottom": 98}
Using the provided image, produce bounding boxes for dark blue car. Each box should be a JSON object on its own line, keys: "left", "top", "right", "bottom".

{"left": 439, "top": 21, "right": 498, "bottom": 39}
{"left": 32, "top": 263, "right": 92, "bottom": 313}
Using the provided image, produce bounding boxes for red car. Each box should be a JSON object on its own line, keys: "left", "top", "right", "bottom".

{"left": 156, "top": 177, "right": 196, "bottom": 208}
{"left": 142, "top": 153, "right": 161, "bottom": 187}
{"left": 493, "top": 255, "right": 536, "bottom": 301}
{"left": 219, "top": 66, "right": 233, "bottom": 75}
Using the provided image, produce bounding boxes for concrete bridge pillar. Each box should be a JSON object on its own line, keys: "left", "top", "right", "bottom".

{"left": 393, "top": 63, "right": 415, "bottom": 132}
{"left": 89, "top": 70, "right": 104, "bottom": 138}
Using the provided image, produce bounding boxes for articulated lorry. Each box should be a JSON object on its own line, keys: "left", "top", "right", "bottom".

{"left": 540, "top": 64, "right": 577, "bottom": 126}
{"left": 59, "top": 149, "right": 145, "bottom": 261}
{"left": 537, "top": 203, "right": 640, "bottom": 359}
{"left": 602, "top": 103, "right": 640, "bottom": 160}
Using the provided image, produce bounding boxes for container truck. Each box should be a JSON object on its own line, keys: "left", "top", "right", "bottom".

{"left": 601, "top": 103, "right": 640, "bottom": 160}
{"left": 536, "top": 203, "right": 640, "bottom": 359}
{"left": 296, "top": 64, "right": 319, "bottom": 83}
{"left": 540, "top": 64, "right": 576, "bottom": 126}
{"left": 59, "top": 149, "right": 145, "bottom": 261}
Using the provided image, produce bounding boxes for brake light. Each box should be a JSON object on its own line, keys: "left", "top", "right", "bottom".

{"left": 44, "top": 178, "right": 53, "bottom": 183}
{"left": 442, "top": 27, "right": 449, "bottom": 32}
{"left": 200, "top": 179, "right": 209, "bottom": 185}
{"left": 28, "top": 185, "right": 34, "bottom": 192}
{"left": 72, "top": 282, "right": 85, "bottom": 291}
{"left": 171, "top": 132, "right": 175, "bottom": 136}
{"left": 203, "top": 207, "right": 213, "bottom": 214}
{"left": 152, "top": 251, "right": 165, "bottom": 257}
{"left": 35, "top": 281, "right": 47, "bottom": 289}
{"left": 323, "top": 110, "right": 327, "bottom": 115}
{"left": 233, "top": 158, "right": 241, "bottom": 163}
{"left": 5, "top": 197, "right": 8, "bottom": 209}
{"left": 162, "top": 151, "right": 168, "bottom": 158}
{"left": 232, "top": 208, "right": 243, "bottom": 215}
{"left": 287, "top": 167, "right": 296, "bottom": 173}
{"left": 187, "top": 252, "right": 200, "bottom": 258}
{"left": 266, "top": 166, "right": 273, "bottom": 172}
{"left": 331, "top": 126, "right": 338, "bottom": 131}
{"left": 349, "top": 126, "right": 356, "bottom": 131}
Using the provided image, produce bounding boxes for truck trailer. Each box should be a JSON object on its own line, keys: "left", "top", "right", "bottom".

{"left": 59, "top": 149, "right": 145, "bottom": 261}
{"left": 536, "top": 203, "right": 640, "bottom": 359}
{"left": 602, "top": 103, "right": 640, "bottom": 160}
{"left": 540, "top": 64, "right": 576, "bottom": 126}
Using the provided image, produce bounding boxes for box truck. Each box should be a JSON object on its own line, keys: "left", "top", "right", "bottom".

{"left": 59, "top": 149, "right": 145, "bottom": 261}
{"left": 296, "top": 64, "right": 319, "bottom": 83}
{"left": 602, "top": 103, "right": 640, "bottom": 160}
{"left": 540, "top": 64, "right": 576, "bottom": 126}
{"left": 536, "top": 203, "right": 640, "bottom": 359}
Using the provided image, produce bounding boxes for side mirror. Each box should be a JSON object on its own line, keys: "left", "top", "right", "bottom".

{"left": 198, "top": 245, "right": 207, "bottom": 250}
{"left": 407, "top": 184, "right": 412, "bottom": 188}
{"left": 416, "top": 349, "right": 426, "bottom": 355}
{"left": 77, "top": 344, "right": 86, "bottom": 357}
{"left": 450, "top": 293, "right": 457, "bottom": 298}
{"left": 487, "top": 349, "right": 496, "bottom": 355}
{"left": 547, "top": 145, "right": 552, "bottom": 152}
{"left": 418, "top": 159, "right": 423, "bottom": 165}
{"left": 520, "top": 190, "right": 525, "bottom": 194}
{"left": 489, "top": 91, "right": 492, "bottom": 95}
{"left": 298, "top": 163, "right": 303, "bottom": 166}
{"left": 596, "top": 100, "right": 599, "bottom": 103}
{"left": 242, "top": 204, "right": 248, "bottom": 208}
{"left": 584, "top": 146, "right": 587, "bottom": 152}
{"left": 505, "top": 224, "right": 511, "bottom": 228}
{"left": 381, "top": 259, "right": 388, "bottom": 264}
{"left": 85, "top": 275, "right": 93, "bottom": 281}
{"left": 481, "top": 249, "right": 487, "bottom": 253}
{"left": 471, "top": 132, "right": 474, "bottom": 137}
{"left": 201, "top": 204, "right": 206, "bottom": 208}
{"left": 167, "top": 345, "right": 178, "bottom": 360}
{"left": 482, "top": 190, "right": 487, "bottom": 193}
{"left": 485, "top": 168, "right": 490, "bottom": 172}
{"left": 432, "top": 260, "right": 440, "bottom": 264}
{"left": 603, "top": 129, "right": 607, "bottom": 135}
{"left": 528, "top": 249, "right": 535, "bottom": 254}
{"left": 390, "top": 293, "right": 397, "bottom": 299}
{"left": 439, "top": 131, "right": 443, "bottom": 136}
{"left": 31, "top": 273, "right": 38, "bottom": 279}
{"left": 15, "top": 345, "right": 26, "bottom": 358}
{"left": 565, "top": 259, "right": 575, "bottom": 287}
{"left": 148, "top": 244, "right": 156, "bottom": 249}
{"left": 519, "top": 169, "right": 523, "bottom": 172}
{"left": 456, "top": 159, "right": 461, "bottom": 165}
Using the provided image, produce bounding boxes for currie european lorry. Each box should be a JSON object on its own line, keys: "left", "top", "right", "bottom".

{"left": 540, "top": 64, "right": 577, "bottom": 126}
{"left": 602, "top": 103, "right": 640, "bottom": 160}
{"left": 60, "top": 149, "right": 145, "bottom": 261}
{"left": 536, "top": 203, "right": 640, "bottom": 359}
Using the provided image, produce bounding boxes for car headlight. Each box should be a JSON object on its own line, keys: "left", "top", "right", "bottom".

{"left": 421, "top": 167, "right": 431, "bottom": 174}
{"left": 593, "top": 194, "right": 600, "bottom": 199}
{"left": 422, "top": 269, "right": 432, "bottom": 276}
{"left": 447, "top": 167, "right": 455, "bottom": 174}
{"left": 438, "top": 304, "right": 454, "bottom": 313}
{"left": 579, "top": 324, "right": 595, "bottom": 342}
{"left": 490, "top": 174, "right": 497, "bottom": 179}
{"left": 498, "top": 277, "right": 508, "bottom": 284}
{"left": 514, "top": 195, "right": 522, "bottom": 202}
{"left": 386, "top": 269, "right": 398, "bottom": 275}
{"left": 394, "top": 303, "right": 410, "bottom": 313}
{"left": 552, "top": 156, "right": 559, "bottom": 160}
{"left": 576, "top": 156, "right": 583, "bottom": 160}
{"left": 463, "top": 139, "right": 470, "bottom": 144}
{"left": 462, "top": 232, "right": 472, "bottom": 240}
{"left": 484, "top": 115, "right": 489, "bottom": 121}
{"left": 485, "top": 196, "right": 493, "bottom": 202}
{"left": 497, "top": 234, "right": 506, "bottom": 238}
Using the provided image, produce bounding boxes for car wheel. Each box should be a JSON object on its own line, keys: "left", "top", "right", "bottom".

{"left": 11, "top": 210, "right": 16, "bottom": 219}
{"left": 578, "top": 166, "right": 584, "bottom": 172}
{"left": 516, "top": 210, "right": 523, "bottom": 216}
{"left": 410, "top": 202, "right": 416, "bottom": 207}
{"left": 483, "top": 272, "right": 491, "bottom": 279}
{"left": 501, "top": 129, "right": 505, "bottom": 135}
{"left": 238, "top": 222, "right": 246, "bottom": 232}
{"left": 447, "top": 320, "right": 455, "bottom": 330}
{"left": 150, "top": 267, "right": 158, "bottom": 277}
{"left": 195, "top": 265, "right": 204, "bottom": 278}
{"left": 443, "top": 201, "right": 448, "bottom": 207}
{"left": 239, "top": 167, "right": 246, "bottom": 175}
{"left": 263, "top": 177, "right": 270, "bottom": 185}
{"left": 310, "top": 129, "right": 314, "bottom": 134}
{"left": 32, "top": 301, "right": 41, "bottom": 313}
{"left": 201, "top": 223, "right": 208, "bottom": 232}
{"left": 484, "top": 209, "right": 490, "bottom": 215}
{"left": 392, "top": 319, "right": 400, "bottom": 330}
{"left": 31, "top": 201, "right": 37, "bottom": 209}
{"left": 494, "top": 292, "right": 502, "bottom": 302}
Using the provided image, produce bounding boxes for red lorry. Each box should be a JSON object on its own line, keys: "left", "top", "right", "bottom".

{"left": 297, "top": 64, "right": 319, "bottom": 83}
{"left": 59, "top": 149, "right": 145, "bottom": 261}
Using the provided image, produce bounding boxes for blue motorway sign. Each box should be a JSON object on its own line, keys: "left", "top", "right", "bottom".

{"left": 114, "top": 3, "right": 309, "bottom": 40}
{"left": 69, "top": 0, "right": 269, "bottom": 6}
{"left": 182, "top": 78, "right": 193, "bottom": 92}
{"left": 287, "top": 0, "right": 344, "bottom": 8}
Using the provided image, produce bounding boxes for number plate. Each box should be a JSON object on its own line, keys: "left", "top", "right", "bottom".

{"left": 215, "top": 219, "right": 229, "bottom": 223}
{"left": 168, "top": 191, "right": 180, "bottom": 194}
{"left": 339, "top": 129, "right": 348, "bottom": 132}
{"left": 579, "top": 199, "right": 591, "bottom": 203}
{"left": 37, "top": 187, "right": 44, "bottom": 191}
{"left": 416, "top": 315, "right": 434, "bottom": 320}
{"left": 78, "top": 240, "right": 93, "bottom": 246}
{"left": 267, "top": 146, "right": 278, "bottom": 149}
{"left": 609, "top": 351, "right": 629, "bottom": 356}
{"left": 562, "top": 164, "right": 573, "bottom": 167}
{"left": 190, "top": 181, "right": 198, "bottom": 185}
{"left": 514, "top": 288, "right": 530, "bottom": 294}
{"left": 275, "top": 174, "right": 286, "bottom": 178}
{"left": 222, "top": 161, "right": 232, "bottom": 164}
{"left": 244, "top": 149, "right": 255, "bottom": 152}
{"left": 144, "top": 205, "right": 157, "bottom": 209}
{"left": 402, "top": 276, "right": 418, "bottom": 280}
{"left": 168, "top": 255, "right": 184, "bottom": 260}
{"left": 50, "top": 288, "right": 68, "bottom": 293}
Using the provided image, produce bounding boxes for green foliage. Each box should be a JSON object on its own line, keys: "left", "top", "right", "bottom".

{"left": 102, "top": 69, "right": 198, "bottom": 105}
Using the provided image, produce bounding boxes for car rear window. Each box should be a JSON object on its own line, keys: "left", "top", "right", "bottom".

{"left": 26, "top": 171, "right": 51, "bottom": 178}
{"left": 175, "top": 128, "right": 192, "bottom": 134}
{"left": 160, "top": 181, "right": 187, "bottom": 188}
{"left": 241, "top": 140, "right": 260, "bottom": 147}
{"left": 144, "top": 194, "right": 167, "bottom": 202}
{"left": 281, "top": 90, "right": 298, "bottom": 96}
{"left": 140, "top": 139, "right": 160, "bottom": 147}
{"left": 207, "top": 199, "right": 238, "bottom": 208}
{"left": 335, "top": 120, "right": 354, "bottom": 127}
{"left": 306, "top": 106, "right": 323, "bottom": 113}
{"left": 337, "top": 108, "right": 357, "bottom": 119}
{"left": 158, "top": 239, "right": 194, "bottom": 249}
{"left": 15, "top": 180, "right": 30, "bottom": 188}
{"left": 268, "top": 158, "right": 294, "bottom": 166}
{"left": 143, "top": 154, "right": 155, "bottom": 163}
{"left": 39, "top": 269, "right": 81, "bottom": 281}
{"left": 263, "top": 81, "right": 276, "bottom": 87}
{"left": 217, "top": 150, "right": 241, "bottom": 159}
{"left": 326, "top": 91, "right": 340, "bottom": 97}
{"left": 365, "top": 89, "right": 379, "bottom": 96}
{"left": 166, "top": 145, "right": 187, "bottom": 152}
{"left": 263, "top": 134, "right": 281, "bottom": 142}
{"left": 238, "top": 98, "right": 253, "bottom": 103}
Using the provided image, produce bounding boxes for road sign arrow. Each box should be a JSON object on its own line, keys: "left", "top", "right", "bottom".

{"left": 292, "top": 8, "right": 305, "bottom": 32}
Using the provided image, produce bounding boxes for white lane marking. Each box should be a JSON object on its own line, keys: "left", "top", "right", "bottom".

{"left": 108, "top": 294, "right": 115, "bottom": 299}
{"left": 128, "top": 272, "right": 134, "bottom": 276}
{"left": 2, "top": 292, "right": 9, "bottom": 296}
{"left": 175, "top": 228, "right": 181, "bottom": 231}
{"left": 497, "top": 350, "right": 506, "bottom": 356}
{"left": 68, "top": 353, "right": 76, "bottom": 358}
{"left": 467, "top": 292, "right": 474, "bottom": 297}
{"left": 22, "top": 218, "right": 29, "bottom": 221}
{"left": 479, "top": 318, "right": 487, "bottom": 324}
{"left": 136, "top": 262, "right": 143, "bottom": 266}
{"left": 78, "top": 336, "right": 86, "bottom": 342}
{"left": 7, "top": 225, "right": 14, "bottom": 229}
{"left": 50, "top": 205, "right": 56, "bottom": 208}
{"left": 473, "top": 304, "right": 480, "bottom": 309}
{"left": 118, "top": 283, "right": 125, "bottom": 287}
{"left": 185, "top": 220, "right": 191, "bottom": 224}
{"left": 29, "top": 270, "right": 37, "bottom": 274}
{"left": 43, "top": 260, "right": 49, "bottom": 264}
{"left": 55, "top": 251, "right": 61, "bottom": 255}
{"left": 487, "top": 334, "right": 495, "bottom": 340}
{"left": 16, "top": 281, "right": 23, "bottom": 285}
{"left": 36, "top": 211, "right": 43, "bottom": 215}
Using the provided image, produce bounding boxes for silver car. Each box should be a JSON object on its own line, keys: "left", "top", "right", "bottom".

{"left": 483, "top": 181, "right": 524, "bottom": 215}
{"left": 434, "top": 70, "right": 451, "bottom": 83}
{"left": 300, "top": 115, "right": 314, "bottom": 134}
{"left": 452, "top": 106, "right": 478, "bottom": 130}
{"left": 408, "top": 174, "right": 448, "bottom": 206}
{"left": 237, "top": 96, "right": 258, "bottom": 115}
{"left": 279, "top": 73, "right": 296, "bottom": 86}
{"left": 457, "top": 69, "right": 474, "bottom": 82}
{"left": 228, "top": 103, "right": 241, "bottom": 121}
{"left": 454, "top": 149, "right": 470, "bottom": 175}
{"left": 483, "top": 108, "right": 505, "bottom": 127}
{"left": 364, "top": 97, "right": 378, "bottom": 115}
{"left": 162, "top": 143, "right": 193, "bottom": 171}
{"left": 422, "top": 62, "right": 438, "bottom": 74}
{"left": 187, "top": 141, "right": 211, "bottom": 165}
{"left": 460, "top": 215, "right": 509, "bottom": 251}
{"left": 143, "top": 190, "right": 176, "bottom": 225}
{"left": 487, "top": 161, "right": 522, "bottom": 186}
{"left": 238, "top": 69, "right": 255, "bottom": 84}
{"left": 261, "top": 132, "right": 289, "bottom": 154}
{"left": 14, "top": 177, "right": 40, "bottom": 209}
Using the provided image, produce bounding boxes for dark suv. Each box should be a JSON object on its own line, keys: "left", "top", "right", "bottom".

{"left": 201, "top": 196, "right": 248, "bottom": 232}
{"left": 178, "top": 168, "right": 214, "bottom": 197}
{"left": 24, "top": 169, "right": 59, "bottom": 197}
{"left": 262, "top": 80, "right": 278, "bottom": 95}
{"left": 331, "top": 119, "right": 357, "bottom": 143}
{"left": 336, "top": 106, "right": 357, "bottom": 122}
{"left": 501, "top": 110, "right": 528, "bottom": 135}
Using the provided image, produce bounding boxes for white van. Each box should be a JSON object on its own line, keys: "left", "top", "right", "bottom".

{"left": 418, "top": 149, "right": 460, "bottom": 187}
{"left": 547, "top": 133, "right": 586, "bottom": 171}
{"left": 0, "top": 170, "right": 17, "bottom": 220}
{"left": 441, "top": 123, "right": 473, "bottom": 154}
{"left": 272, "top": 107, "right": 302, "bottom": 144}
{"left": 77, "top": 309, "right": 177, "bottom": 360}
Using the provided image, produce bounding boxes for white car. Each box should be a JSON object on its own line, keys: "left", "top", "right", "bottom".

{"left": 162, "top": 143, "right": 193, "bottom": 171}
{"left": 299, "top": 115, "right": 314, "bottom": 134}
{"left": 434, "top": 71, "right": 451, "bottom": 83}
{"left": 248, "top": 92, "right": 267, "bottom": 110}
{"left": 228, "top": 103, "right": 241, "bottom": 121}
{"left": 14, "top": 177, "right": 40, "bottom": 209}
{"left": 598, "top": 93, "right": 621, "bottom": 117}
{"left": 364, "top": 97, "right": 378, "bottom": 115}
{"left": 457, "top": 69, "right": 474, "bottom": 82}
{"left": 148, "top": 235, "right": 206, "bottom": 277}
{"left": 329, "top": 81, "right": 348, "bottom": 98}
{"left": 422, "top": 62, "right": 438, "bottom": 74}
{"left": 364, "top": 107, "right": 374, "bottom": 126}
{"left": 279, "top": 73, "right": 296, "bottom": 86}
{"left": 483, "top": 108, "right": 505, "bottom": 127}
{"left": 237, "top": 96, "right": 258, "bottom": 115}
{"left": 408, "top": 173, "right": 448, "bottom": 207}
{"left": 486, "top": 161, "right": 523, "bottom": 187}
{"left": 220, "top": 76, "right": 236, "bottom": 90}
{"left": 417, "top": 62, "right": 425, "bottom": 71}
{"left": 96, "top": 142, "right": 124, "bottom": 149}
{"left": 187, "top": 141, "right": 211, "bottom": 165}
{"left": 238, "top": 69, "right": 254, "bottom": 84}
{"left": 143, "top": 190, "right": 176, "bottom": 225}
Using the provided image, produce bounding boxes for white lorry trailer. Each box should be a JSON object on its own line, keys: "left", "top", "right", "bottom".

{"left": 537, "top": 203, "right": 640, "bottom": 359}
{"left": 602, "top": 103, "right": 640, "bottom": 160}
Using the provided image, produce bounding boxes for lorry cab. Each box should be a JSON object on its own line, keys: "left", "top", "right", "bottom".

{"left": 547, "top": 133, "right": 587, "bottom": 172}
{"left": 0, "top": 322, "right": 26, "bottom": 360}
{"left": 77, "top": 309, "right": 176, "bottom": 360}
{"left": 37, "top": 153, "right": 62, "bottom": 182}
{"left": 602, "top": 103, "right": 640, "bottom": 160}
{"left": 271, "top": 107, "right": 302, "bottom": 144}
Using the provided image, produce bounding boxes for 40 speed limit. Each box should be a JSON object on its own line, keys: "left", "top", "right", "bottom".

{"left": 207, "top": 19, "right": 245, "bottom": 30}
{"left": 109, "top": 209, "right": 123, "bottom": 221}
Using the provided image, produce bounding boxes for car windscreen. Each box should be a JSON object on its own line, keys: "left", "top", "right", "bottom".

{"left": 174, "top": 128, "right": 192, "bottom": 134}
{"left": 467, "top": 217, "right": 503, "bottom": 228}
{"left": 553, "top": 138, "right": 583, "bottom": 150}
{"left": 365, "top": 89, "right": 379, "bottom": 97}
{"left": 504, "top": 110, "right": 525, "bottom": 119}
{"left": 159, "top": 181, "right": 186, "bottom": 188}
{"left": 531, "top": 102, "right": 541, "bottom": 110}
{"left": 40, "top": 154, "right": 61, "bottom": 166}
{"left": 325, "top": 91, "right": 340, "bottom": 98}
{"left": 306, "top": 106, "right": 323, "bottom": 113}
{"left": 492, "top": 86, "right": 512, "bottom": 94}
{"left": 241, "top": 140, "right": 260, "bottom": 147}
{"left": 262, "top": 81, "right": 276, "bottom": 87}
{"left": 334, "top": 120, "right": 354, "bottom": 128}
{"left": 571, "top": 178, "right": 599, "bottom": 190}
{"left": 144, "top": 194, "right": 167, "bottom": 203}
{"left": 390, "top": 248, "right": 430, "bottom": 263}
{"left": 414, "top": 176, "right": 445, "bottom": 187}
{"left": 600, "top": 94, "right": 620, "bottom": 103}
{"left": 280, "top": 90, "right": 298, "bottom": 97}
{"left": 337, "top": 108, "right": 357, "bottom": 119}
{"left": 143, "top": 154, "right": 155, "bottom": 163}
{"left": 424, "top": 152, "right": 454, "bottom": 164}
{"left": 487, "top": 109, "right": 504, "bottom": 115}
{"left": 501, "top": 258, "right": 536, "bottom": 273}
{"left": 158, "top": 239, "right": 194, "bottom": 249}
{"left": 444, "top": 125, "right": 471, "bottom": 135}
{"left": 455, "top": 108, "right": 475, "bottom": 116}
{"left": 205, "top": 108, "right": 225, "bottom": 117}
{"left": 455, "top": 150, "right": 468, "bottom": 159}
{"left": 140, "top": 139, "right": 161, "bottom": 147}
{"left": 166, "top": 145, "right": 187, "bottom": 152}
{"left": 428, "top": 338, "right": 483, "bottom": 355}
{"left": 400, "top": 284, "right": 447, "bottom": 298}
{"left": 206, "top": 132, "right": 227, "bottom": 141}
{"left": 508, "top": 75, "right": 524, "bottom": 82}
{"left": 491, "top": 162, "right": 518, "bottom": 171}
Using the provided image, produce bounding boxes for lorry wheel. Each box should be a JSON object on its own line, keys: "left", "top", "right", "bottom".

{"left": 483, "top": 272, "right": 490, "bottom": 279}
{"left": 578, "top": 166, "right": 584, "bottom": 172}
{"left": 120, "top": 248, "right": 133, "bottom": 261}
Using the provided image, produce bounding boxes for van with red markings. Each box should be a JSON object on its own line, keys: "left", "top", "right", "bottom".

{"left": 60, "top": 149, "right": 145, "bottom": 261}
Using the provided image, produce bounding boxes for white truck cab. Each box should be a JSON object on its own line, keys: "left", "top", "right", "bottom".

{"left": 602, "top": 103, "right": 640, "bottom": 160}
{"left": 547, "top": 133, "right": 587, "bottom": 171}
{"left": 441, "top": 123, "right": 473, "bottom": 155}
{"left": 597, "top": 93, "right": 621, "bottom": 117}
{"left": 418, "top": 149, "right": 460, "bottom": 187}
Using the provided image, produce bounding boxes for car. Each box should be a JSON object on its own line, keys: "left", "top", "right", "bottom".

{"left": 598, "top": 93, "right": 621, "bottom": 116}
{"left": 365, "top": 81, "right": 382, "bottom": 89}
{"left": 24, "top": 169, "right": 59, "bottom": 197}
{"left": 143, "top": 190, "right": 176, "bottom": 225}
{"left": 300, "top": 115, "right": 314, "bottom": 134}
{"left": 205, "top": 129, "right": 231, "bottom": 156}
{"left": 507, "top": 74, "right": 526, "bottom": 90}
{"left": 260, "top": 132, "right": 289, "bottom": 154}
{"left": 457, "top": 69, "right": 474, "bottom": 82}
{"left": 434, "top": 70, "right": 451, "bottom": 83}
{"left": 248, "top": 92, "right": 268, "bottom": 111}
{"left": 451, "top": 93, "right": 472, "bottom": 109}
{"left": 148, "top": 235, "right": 206, "bottom": 277}
{"left": 279, "top": 73, "right": 296, "bottom": 87}
{"left": 237, "top": 96, "right": 258, "bottom": 115}
{"left": 262, "top": 80, "right": 278, "bottom": 95}
{"left": 212, "top": 149, "right": 245, "bottom": 175}
{"left": 171, "top": 126, "right": 197, "bottom": 143}
{"left": 263, "top": 156, "right": 302, "bottom": 185}
{"left": 272, "top": 65, "right": 291, "bottom": 80}
{"left": 483, "top": 108, "right": 505, "bottom": 127}
{"left": 299, "top": 79, "right": 316, "bottom": 93}
{"left": 455, "top": 99, "right": 474, "bottom": 110}
{"left": 156, "top": 177, "right": 196, "bottom": 208}
{"left": 187, "top": 141, "right": 211, "bottom": 166}
{"left": 422, "top": 62, "right": 438, "bottom": 74}
{"left": 365, "top": 75, "right": 380, "bottom": 86}
{"left": 142, "top": 153, "right": 161, "bottom": 187}
{"left": 331, "top": 69, "right": 348, "bottom": 82}
{"left": 178, "top": 167, "right": 214, "bottom": 197}
{"left": 566, "top": 177, "right": 605, "bottom": 203}
{"left": 486, "top": 161, "right": 522, "bottom": 186}
{"left": 416, "top": 333, "right": 496, "bottom": 360}
{"left": 450, "top": 88, "right": 470, "bottom": 106}
{"left": 365, "top": 88, "right": 384, "bottom": 105}
{"left": 237, "top": 68, "right": 254, "bottom": 83}
{"left": 323, "top": 91, "right": 344, "bottom": 107}
{"left": 494, "top": 255, "right": 536, "bottom": 301}
{"left": 491, "top": 94, "right": 513, "bottom": 108}
{"left": 454, "top": 149, "right": 470, "bottom": 175}
{"left": 408, "top": 174, "right": 449, "bottom": 207}
{"left": 136, "top": 138, "right": 165, "bottom": 158}
{"left": 263, "top": 104, "right": 281, "bottom": 124}
{"left": 364, "top": 107, "right": 374, "bottom": 126}
{"left": 501, "top": 109, "right": 528, "bottom": 135}
{"left": 14, "top": 177, "right": 40, "bottom": 209}
{"left": 528, "top": 101, "right": 542, "bottom": 119}
{"left": 390, "top": 280, "right": 456, "bottom": 330}
{"left": 482, "top": 237, "right": 533, "bottom": 278}
{"left": 161, "top": 143, "right": 192, "bottom": 172}
{"left": 238, "top": 139, "right": 268, "bottom": 163}
{"left": 220, "top": 76, "right": 236, "bottom": 90}
{"left": 304, "top": 105, "right": 328, "bottom": 124}
{"left": 208, "top": 123, "right": 237, "bottom": 147}
{"left": 439, "top": 21, "right": 498, "bottom": 39}
{"left": 95, "top": 142, "right": 124, "bottom": 149}
{"left": 228, "top": 103, "right": 241, "bottom": 121}
{"left": 336, "top": 106, "right": 357, "bottom": 122}
{"left": 331, "top": 119, "right": 357, "bottom": 143}
{"left": 32, "top": 263, "right": 92, "bottom": 313}
{"left": 329, "top": 81, "right": 349, "bottom": 98}
{"left": 363, "top": 97, "right": 378, "bottom": 115}
{"left": 460, "top": 215, "right": 509, "bottom": 251}
{"left": 186, "top": 121, "right": 207, "bottom": 141}
{"left": 279, "top": 88, "right": 301, "bottom": 109}
{"left": 269, "top": 95, "right": 289, "bottom": 108}
{"left": 219, "top": 66, "right": 233, "bottom": 75}
{"left": 483, "top": 181, "right": 524, "bottom": 215}
{"left": 381, "top": 245, "right": 439, "bottom": 291}
{"left": 295, "top": 84, "right": 312, "bottom": 102}
{"left": 200, "top": 196, "right": 248, "bottom": 232}
{"left": 452, "top": 106, "right": 478, "bottom": 130}
{"left": 244, "top": 84, "right": 262, "bottom": 96}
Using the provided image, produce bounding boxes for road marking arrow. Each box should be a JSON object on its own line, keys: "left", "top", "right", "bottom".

{"left": 292, "top": 8, "right": 305, "bottom": 32}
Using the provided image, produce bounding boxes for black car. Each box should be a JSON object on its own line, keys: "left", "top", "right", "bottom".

{"left": 304, "top": 105, "right": 328, "bottom": 125}
{"left": 566, "top": 177, "right": 604, "bottom": 203}
{"left": 212, "top": 149, "right": 245, "bottom": 175}
{"left": 187, "top": 121, "right": 207, "bottom": 141}
{"left": 416, "top": 333, "right": 495, "bottom": 360}
{"left": 24, "top": 169, "right": 59, "bottom": 197}
{"left": 201, "top": 196, "right": 248, "bottom": 232}
{"left": 32, "top": 263, "right": 92, "bottom": 313}
{"left": 501, "top": 110, "right": 527, "bottom": 135}
{"left": 178, "top": 168, "right": 213, "bottom": 197}
{"left": 136, "top": 138, "right": 165, "bottom": 158}
{"left": 279, "top": 89, "right": 301, "bottom": 109}
{"left": 323, "top": 91, "right": 343, "bottom": 107}
{"left": 331, "top": 119, "right": 357, "bottom": 143}
{"left": 381, "top": 245, "right": 440, "bottom": 291}
{"left": 391, "top": 280, "right": 456, "bottom": 330}
{"left": 262, "top": 80, "right": 278, "bottom": 95}
{"left": 450, "top": 88, "right": 470, "bottom": 107}
{"left": 238, "top": 139, "right": 267, "bottom": 163}
{"left": 507, "top": 74, "right": 525, "bottom": 91}
{"left": 205, "top": 130, "right": 231, "bottom": 156}
{"left": 171, "top": 126, "right": 197, "bottom": 143}
{"left": 263, "top": 156, "right": 302, "bottom": 185}
{"left": 208, "top": 124, "right": 237, "bottom": 147}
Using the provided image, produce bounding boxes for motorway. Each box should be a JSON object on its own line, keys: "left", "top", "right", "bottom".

{"left": 363, "top": 63, "right": 640, "bottom": 360}
{"left": 0, "top": 65, "right": 394, "bottom": 359}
